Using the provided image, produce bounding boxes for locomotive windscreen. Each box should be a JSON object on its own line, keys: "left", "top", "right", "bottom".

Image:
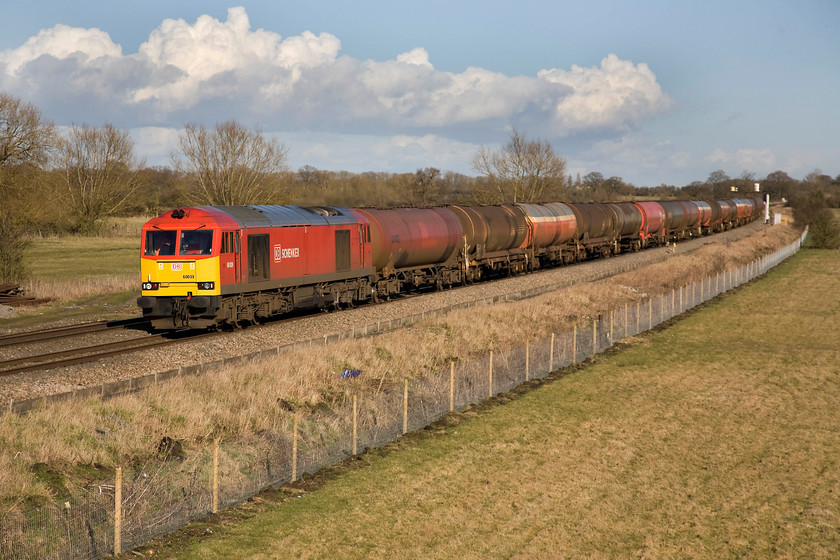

{"left": 145, "top": 230, "right": 177, "bottom": 256}
{"left": 180, "top": 230, "right": 213, "bottom": 255}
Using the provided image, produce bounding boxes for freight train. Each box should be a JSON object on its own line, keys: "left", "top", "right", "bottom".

{"left": 137, "top": 198, "right": 764, "bottom": 330}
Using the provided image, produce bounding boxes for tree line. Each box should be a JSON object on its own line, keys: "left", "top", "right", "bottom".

{"left": 2, "top": 91, "right": 839, "bottom": 281}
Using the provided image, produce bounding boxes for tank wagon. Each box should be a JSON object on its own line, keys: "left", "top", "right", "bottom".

{"left": 137, "top": 198, "right": 764, "bottom": 329}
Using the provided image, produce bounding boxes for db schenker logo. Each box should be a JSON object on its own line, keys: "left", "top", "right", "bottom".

{"left": 274, "top": 245, "right": 300, "bottom": 262}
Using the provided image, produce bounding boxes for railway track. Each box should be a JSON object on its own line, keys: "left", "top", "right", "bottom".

{"left": 0, "top": 317, "right": 149, "bottom": 347}
{"left": 0, "top": 329, "right": 215, "bottom": 377}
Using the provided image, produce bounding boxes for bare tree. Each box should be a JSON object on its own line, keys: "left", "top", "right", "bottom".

{"left": 412, "top": 167, "right": 440, "bottom": 205}
{"left": 0, "top": 93, "right": 54, "bottom": 279}
{"left": 53, "top": 123, "right": 142, "bottom": 231}
{"left": 471, "top": 129, "right": 566, "bottom": 203}
{"left": 174, "top": 120, "right": 289, "bottom": 205}
{"left": 0, "top": 92, "right": 55, "bottom": 170}
{"left": 0, "top": 208, "right": 28, "bottom": 281}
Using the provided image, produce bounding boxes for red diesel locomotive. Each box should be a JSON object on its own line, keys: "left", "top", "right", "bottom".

{"left": 137, "top": 198, "right": 764, "bottom": 329}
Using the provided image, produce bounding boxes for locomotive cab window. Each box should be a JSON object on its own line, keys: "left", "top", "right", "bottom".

{"left": 221, "top": 232, "right": 235, "bottom": 254}
{"left": 179, "top": 230, "right": 213, "bottom": 256}
{"left": 221, "top": 231, "right": 239, "bottom": 254}
{"left": 145, "top": 230, "right": 177, "bottom": 256}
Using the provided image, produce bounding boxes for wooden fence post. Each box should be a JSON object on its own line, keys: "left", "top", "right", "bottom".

{"left": 636, "top": 301, "right": 640, "bottom": 333}
{"left": 488, "top": 351, "right": 494, "bottom": 397}
{"left": 292, "top": 412, "right": 299, "bottom": 482}
{"left": 550, "top": 333, "right": 555, "bottom": 371}
{"left": 449, "top": 361, "right": 455, "bottom": 412}
{"left": 525, "top": 341, "right": 530, "bottom": 382}
{"left": 624, "top": 303, "right": 628, "bottom": 338}
{"left": 212, "top": 438, "right": 219, "bottom": 514}
{"left": 609, "top": 311, "right": 613, "bottom": 343}
{"left": 649, "top": 298, "right": 653, "bottom": 330}
{"left": 352, "top": 395, "right": 358, "bottom": 456}
{"left": 572, "top": 326, "right": 577, "bottom": 364}
{"left": 114, "top": 467, "right": 122, "bottom": 556}
{"left": 403, "top": 379, "right": 408, "bottom": 434}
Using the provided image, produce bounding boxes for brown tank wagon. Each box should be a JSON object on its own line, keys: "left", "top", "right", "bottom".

{"left": 517, "top": 202, "right": 577, "bottom": 249}
{"left": 608, "top": 202, "right": 644, "bottom": 239}
{"left": 351, "top": 207, "right": 463, "bottom": 272}
{"left": 717, "top": 200, "right": 737, "bottom": 226}
{"left": 448, "top": 204, "right": 528, "bottom": 256}
{"left": 568, "top": 202, "right": 618, "bottom": 244}
{"left": 634, "top": 201, "right": 666, "bottom": 243}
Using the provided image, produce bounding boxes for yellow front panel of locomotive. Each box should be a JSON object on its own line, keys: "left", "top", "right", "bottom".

{"left": 140, "top": 257, "right": 221, "bottom": 296}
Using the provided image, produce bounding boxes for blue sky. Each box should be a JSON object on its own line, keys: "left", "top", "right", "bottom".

{"left": 1, "top": 0, "right": 837, "bottom": 187}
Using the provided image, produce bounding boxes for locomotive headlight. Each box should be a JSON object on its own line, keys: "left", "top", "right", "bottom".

{"left": 198, "top": 282, "right": 215, "bottom": 290}
{"left": 142, "top": 282, "right": 159, "bottom": 291}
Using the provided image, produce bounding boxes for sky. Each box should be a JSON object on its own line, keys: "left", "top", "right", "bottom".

{"left": 0, "top": 0, "right": 838, "bottom": 187}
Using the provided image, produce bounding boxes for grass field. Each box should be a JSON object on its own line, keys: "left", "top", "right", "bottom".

{"left": 0, "top": 233, "right": 142, "bottom": 328}
{"left": 24, "top": 236, "right": 139, "bottom": 281}
{"left": 149, "top": 247, "right": 840, "bottom": 559}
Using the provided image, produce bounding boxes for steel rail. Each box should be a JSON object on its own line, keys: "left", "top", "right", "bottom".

{"left": 0, "top": 331, "right": 214, "bottom": 377}
{"left": 0, "top": 318, "right": 148, "bottom": 347}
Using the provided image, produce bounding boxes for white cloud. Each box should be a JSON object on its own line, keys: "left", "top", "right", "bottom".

{"left": 733, "top": 148, "right": 776, "bottom": 171}
{"left": 396, "top": 47, "right": 433, "bottom": 68}
{"left": 706, "top": 148, "right": 729, "bottom": 163}
{"left": 705, "top": 148, "right": 777, "bottom": 173}
{"left": 0, "top": 7, "right": 671, "bottom": 141}
{"left": 569, "top": 133, "right": 697, "bottom": 185}
{"left": 283, "top": 131, "right": 479, "bottom": 173}
{"left": 133, "top": 7, "right": 341, "bottom": 109}
{"left": 0, "top": 24, "right": 122, "bottom": 74}
{"left": 538, "top": 54, "right": 673, "bottom": 133}
{"left": 130, "top": 126, "right": 182, "bottom": 164}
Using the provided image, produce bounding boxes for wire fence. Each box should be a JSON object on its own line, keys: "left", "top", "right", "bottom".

{"left": 0, "top": 229, "right": 807, "bottom": 559}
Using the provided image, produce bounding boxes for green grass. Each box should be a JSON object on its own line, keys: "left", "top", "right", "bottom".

{"left": 0, "top": 235, "right": 142, "bottom": 328}
{"left": 24, "top": 236, "right": 140, "bottom": 281}
{"left": 151, "top": 248, "right": 840, "bottom": 559}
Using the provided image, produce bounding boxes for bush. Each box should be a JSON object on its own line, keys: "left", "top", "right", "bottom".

{"left": 808, "top": 208, "right": 840, "bottom": 249}
{"left": 792, "top": 191, "right": 840, "bottom": 250}
{"left": 0, "top": 210, "right": 29, "bottom": 282}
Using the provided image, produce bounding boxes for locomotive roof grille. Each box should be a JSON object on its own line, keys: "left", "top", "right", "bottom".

{"left": 210, "top": 205, "right": 358, "bottom": 228}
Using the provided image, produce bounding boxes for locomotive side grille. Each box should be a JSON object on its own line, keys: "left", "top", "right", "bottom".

{"left": 335, "top": 229, "right": 351, "bottom": 271}
{"left": 247, "top": 234, "right": 270, "bottom": 281}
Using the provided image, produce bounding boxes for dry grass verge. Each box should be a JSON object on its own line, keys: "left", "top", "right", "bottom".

{"left": 22, "top": 274, "right": 137, "bottom": 302}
